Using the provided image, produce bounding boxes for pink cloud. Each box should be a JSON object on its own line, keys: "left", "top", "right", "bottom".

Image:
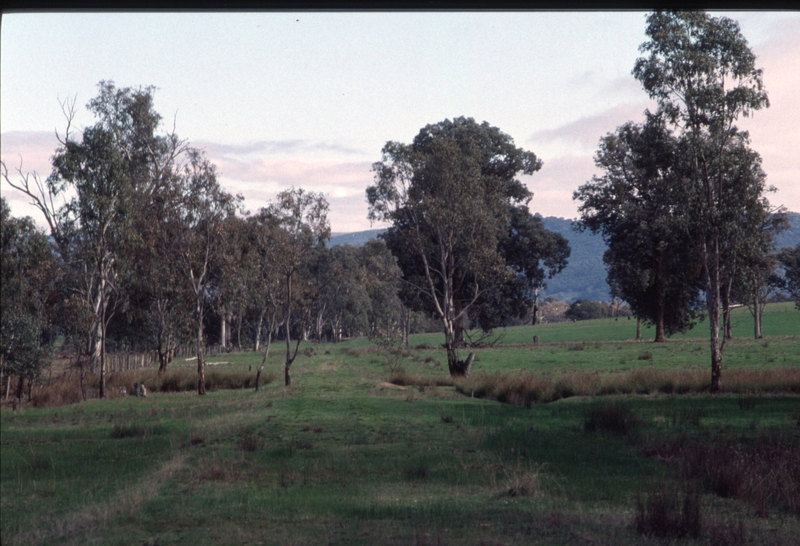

{"left": 528, "top": 102, "right": 652, "bottom": 151}
{"left": 0, "top": 131, "right": 59, "bottom": 177}
{"left": 1, "top": 131, "right": 64, "bottom": 225}
{"left": 736, "top": 21, "right": 800, "bottom": 212}
{"left": 522, "top": 155, "right": 596, "bottom": 219}
{"left": 214, "top": 157, "right": 373, "bottom": 190}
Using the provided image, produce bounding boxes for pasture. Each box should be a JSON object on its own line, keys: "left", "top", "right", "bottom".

{"left": 1, "top": 303, "right": 798, "bottom": 545}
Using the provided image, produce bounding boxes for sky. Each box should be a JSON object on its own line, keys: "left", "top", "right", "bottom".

{"left": 2, "top": 11, "right": 799, "bottom": 233}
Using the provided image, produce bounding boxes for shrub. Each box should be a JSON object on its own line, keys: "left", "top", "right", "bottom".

{"left": 389, "top": 371, "right": 454, "bottom": 388}
{"left": 112, "top": 423, "right": 147, "bottom": 438}
{"left": 403, "top": 461, "right": 430, "bottom": 481}
{"left": 674, "top": 406, "right": 703, "bottom": 428}
{"left": 584, "top": 402, "right": 641, "bottom": 436}
{"left": 237, "top": 435, "right": 259, "bottom": 452}
{"left": 644, "top": 435, "right": 800, "bottom": 517}
{"left": 634, "top": 483, "right": 702, "bottom": 539}
{"left": 499, "top": 465, "right": 543, "bottom": 498}
{"left": 452, "top": 367, "right": 800, "bottom": 408}
{"left": 564, "top": 299, "right": 610, "bottom": 321}
{"left": 738, "top": 396, "right": 756, "bottom": 410}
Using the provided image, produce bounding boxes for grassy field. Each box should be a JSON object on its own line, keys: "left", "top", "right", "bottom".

{"left": 1, "top": 302, "right": 798, "bottom": 545}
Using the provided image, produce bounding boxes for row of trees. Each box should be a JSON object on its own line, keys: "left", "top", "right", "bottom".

{"left": 2, "top": 84, "right": 573, "bottom": 397}
{"left": 574, "top": 11, "right": 798, "bottom": 391}
{"left": 0, "top": 82, "right": 419, "bottom": 397}
{"left": 5, "top": 12, "right": 797, "bottom": 399}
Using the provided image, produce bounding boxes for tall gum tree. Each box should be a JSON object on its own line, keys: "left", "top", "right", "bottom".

{"left": 367, "top": 117, "right": 544, "bottom": 376}
{"left": 260, "top": 188, "right": 330, "bottom": 387}
{"left": 633, "top": 11, "right": 771, "bottom": 391}
{"left": 167, "top": 150, "right": 238, "bottom": 395}
{"left": 2, "top": 81, "right": 186, "bottom": 398}
{"left": 575, "top": 116, "right": 702, "bottom": 342}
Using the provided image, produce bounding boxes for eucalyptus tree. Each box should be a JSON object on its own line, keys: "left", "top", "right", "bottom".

{"left": 2, "top": 81, "right": 186, "bottom": 398}
{"left": 260, "top": 188, "right": 330, "bottom": 387}
{"left": 575, "top": 117, "right": 701, "bottom": 341}
{"left": 0, "top": 198, "right": 59, "bottom": 402}
{"left": 167, "top": 150, "right": 239, "bottom": 394}
{"left": 723, "top": 197, "right": 788, "bottom": 339}
{"left": 633, "top": 11, "right": 771, "bottom": 391}
{"left": 246, "top": 212, "right": 285, "bottom": 390}
{"left": 359, "top": 239, "right": 407, "bottom": 341}
{"left": 495, "top": 207, "right": 570, "bottom": 327}
{"left": 778, "top": 243, "right": 800, "bottom": 309}
{"left": 368, "top": 117, "right": 544, "bottom": 376}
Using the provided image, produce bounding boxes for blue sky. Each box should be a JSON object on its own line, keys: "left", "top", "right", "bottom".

{"left": 2, "top": 11, "right": 798, "bottom": 232}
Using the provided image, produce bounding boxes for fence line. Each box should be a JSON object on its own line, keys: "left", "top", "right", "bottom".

{"left": 105, "top": 344, "right": 227, "bottom": 372}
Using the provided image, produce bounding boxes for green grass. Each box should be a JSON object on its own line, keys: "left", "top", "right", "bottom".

{"left": 1, "top": 302, "right": 798, "bottom": 545}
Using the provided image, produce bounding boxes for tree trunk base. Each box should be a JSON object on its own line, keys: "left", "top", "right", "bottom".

{"left": 449, "top": 352, "right": 475, "bottom": 377}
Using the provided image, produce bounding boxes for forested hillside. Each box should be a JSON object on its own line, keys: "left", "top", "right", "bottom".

{"left": 331, "top": 212, "right": 800, "bottom": 303}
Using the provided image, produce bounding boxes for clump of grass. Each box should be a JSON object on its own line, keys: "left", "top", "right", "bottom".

{"left": 190, "top": 432, "right": 205, "bottom": 445}
{"left": 634, "top": 482, "right": 702, "bottom": 539}
{"left": 673, "top": 405, "right": 704, "bottom": 428}
{"left": 498, "top": 465, "right": 543, "bottom": 498}
{"left": 738, "top": 396, "right": 756, "bottom": 410}
{"left": 584, "top": 402, "right": 641, "bottom": 436}
{"left": 31, "top": 367, "right": 280, "bottom": 408}
{"left": 389, "top": 371, "right": 454, "bottom": 388}
{"left": 403, "top": 461, "right": 430, "bottom": 481}
{"left": 704, "top": 517, "right": 749, "bottom": 546}
{"left": 457, "top": 372, "right": 554, "bottom": 407}
{"left": 637, "top": 350, "right": 653, "bottom": 361}
{"left": 112, "top": 423, "right": 147, "bottom": 438}
{"left": 454, "top": 367, "right": 800, "bottom": 407}
{"left": 194, "top": 460, "right": 240, "bottom": 483}
{"left": 645, "top": 435, "right": 800, "bottom": 517}
{"left": 30, "top": 376, "right": 85, "bottom": 407}
{"left": 25, "top": 453, "right": 53, "bottom": 472}
{"left": 341, "top": 346, "right": 370, "bottom": 357}
{"left": 237, "top": 435, "right": 259, "bottom": 452}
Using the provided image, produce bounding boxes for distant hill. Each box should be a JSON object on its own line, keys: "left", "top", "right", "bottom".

{"left": 330, "top": 212, "right": 800, "bottom": 303}
{"left": 776, "top": 211, "right": 800, "bottom": 250}
{"left": 535, "top": 216, "right": 608, "bottom": 302}
{"left": 329, "top": 229, "right": 385, "bottom": 247}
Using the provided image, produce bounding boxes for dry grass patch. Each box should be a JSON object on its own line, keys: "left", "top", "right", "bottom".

{"left": 644, "top": 435, "right": 800, "bottom": 517}
{"left": 497, "top": 464, "right": 545, "bottom": 499}
{"left": 389, "top": 371, "right": 455, "bottom": 388}
{"left": 455, "top": 367, "right": 800, "bottom": 406}
{"left": 584, "top": 402, "right": 642, "bottom": 436}
{"left": 634, "top": 482, "right": 702, "bottom": 539}
{"left": 26, "top": 367, "right": 278, "bottom": 408}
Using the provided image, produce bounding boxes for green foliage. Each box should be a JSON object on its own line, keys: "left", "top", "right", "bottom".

{"left": 368, "top": 117, "right": 568, "bottom": 373}
{"left": 779, "top": 243, "right": 800, "bottom": 308}
{"left": 575, "top": 117, "right": 702, "bottom": 339}
{"left": 564, "top": 299, "right": 609, "bottom": 321}
{"left": 0, "top": 314, "right": 51, "bottom": 387}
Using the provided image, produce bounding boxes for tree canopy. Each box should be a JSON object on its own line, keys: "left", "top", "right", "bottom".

{"left": 367, "top": 117, "right": 567, "bottom": 376}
